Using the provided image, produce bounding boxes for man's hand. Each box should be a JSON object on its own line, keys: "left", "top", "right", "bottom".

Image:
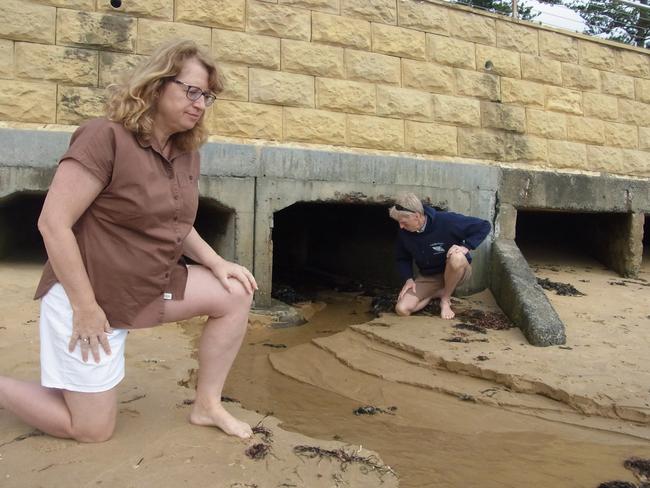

{"left": 447, "top": 244, "right": 469, "bottom": 258}
{"left": 398, "top": 278, "right": 416, "bottom": 301}
{"left": 69, "top": 303, "right": 112, "bottom": 363}
{"left": 210, "top": 259, "right": 258, "bottom": 295}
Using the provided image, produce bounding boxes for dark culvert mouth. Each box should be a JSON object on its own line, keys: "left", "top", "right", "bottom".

{"left": 0, "top": 192, "right": 47, "bottom": 262}
{"left": 271, "top": 202, "right": 402, "bottom": 301}
{"left": 515, "top": 209, "right": 632, "bottom": 270}
{"left": 193, "top": 197, "right": 236, "bottom": 263}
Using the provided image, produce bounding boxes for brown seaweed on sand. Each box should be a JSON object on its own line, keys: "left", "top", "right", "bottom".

{"left": 624, "top": 457, "right": 650, "bottom": 483}
{"left": 252, "top": 425, "right": 273, "bottom": 444}
{"left": 245, "top": 443, "right": 271, "bottom": 460}
{"left": 293, "top": 445, "right": 396, "bottom": 477}
{"left": 537, "top": 277, "right": 584, "bottom": 296}
{"left": 353, "top": 405, "right": 397, "bottom": 416}
{"left": 456, "top": 309, "right": 514, "bottom": 330}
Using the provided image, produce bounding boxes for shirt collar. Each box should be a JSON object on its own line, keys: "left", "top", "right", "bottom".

{"left": 136, "top": 133, "right": 186, "bottom": 162}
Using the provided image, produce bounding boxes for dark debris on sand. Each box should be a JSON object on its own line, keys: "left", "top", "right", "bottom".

{"left": 271, "top": 284, "right": 309, "bottom": 304}
{"left": 598, "top": 482, "right": 637, "bottom": 488}
{"left": 456, "top": 309, "right": 514, "bottom": 330}
{"left": 624, "top": 457, "right": 650, "bottom": 482}
{"left": 245, "top": 443, "right": 271, "bottom": 460}
{"left": 293, "top": 445, "right": 396, "bottom": 477}
{"left": 353, "top": 405, "right": 397, "bottom": 416}
{"left": 252, "top": 425, "right": 273, "bottom": 444}
{"left": 537, "top": 277, "right": 584, "bottom": 296}
{"left": 453, "top": 322, "right": 487, "bottom": 334}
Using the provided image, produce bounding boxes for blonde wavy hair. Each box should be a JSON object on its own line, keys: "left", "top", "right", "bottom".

{"left": 389, "top": 192, "right": 425, "bottom": 220}
{"left": 106, "top": 39, "right": 223, "bottom": 152}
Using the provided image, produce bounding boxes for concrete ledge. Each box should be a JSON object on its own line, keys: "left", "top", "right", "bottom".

{"left": 489, "top": 239, "right": 566, "bottom": 347}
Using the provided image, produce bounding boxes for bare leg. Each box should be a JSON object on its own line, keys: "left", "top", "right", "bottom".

{"left": 0, "top": 377, "right": 117, "bottom": 442}
{"left": 437, "top": 253, "right": 470, "bottom": 320}
{"left": 395, "top": 293, "right": 432, "bottom": 316}
{"left": 162, "top": 265, "right": 253, "bottom": 439}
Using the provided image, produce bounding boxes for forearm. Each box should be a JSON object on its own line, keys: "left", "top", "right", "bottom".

{"left": 40, "top": 225, "right": 97, "bottom": 311}
{"left": 182, "top": 227, "right": 224, "bottom": 269}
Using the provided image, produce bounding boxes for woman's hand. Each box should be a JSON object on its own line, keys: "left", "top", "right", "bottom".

{"left": 210, "top": 259, "right": 258, "bottom": 295}
{"left": 69, "top": 303, "right": 113, "bottom": 363}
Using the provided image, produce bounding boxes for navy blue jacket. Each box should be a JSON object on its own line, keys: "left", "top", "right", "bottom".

{"left": 396, "top": 206, "right": 491, "bottom": 280}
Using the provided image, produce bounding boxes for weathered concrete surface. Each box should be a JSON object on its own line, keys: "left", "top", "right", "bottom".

{"left": 490, "top": 239, "right": 566, "bottom": 346}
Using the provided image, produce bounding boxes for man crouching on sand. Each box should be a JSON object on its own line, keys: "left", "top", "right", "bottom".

{"left": 389, "top": 193, "right": 491, "bottom": 320}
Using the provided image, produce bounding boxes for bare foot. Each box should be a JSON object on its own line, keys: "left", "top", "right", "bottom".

{"left": 440, "top": 297, "right": 455, "bottom": 320}
{"left": 190, "top": 401, "right": 252, "bottom": 439}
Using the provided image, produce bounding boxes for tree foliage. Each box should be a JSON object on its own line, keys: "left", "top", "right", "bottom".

{"left": 451, "top": 0, "right": 538, "bottom": 20}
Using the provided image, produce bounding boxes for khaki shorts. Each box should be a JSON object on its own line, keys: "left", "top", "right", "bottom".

{"left": 408, "top": 262, "right": 472, "bottom": 301}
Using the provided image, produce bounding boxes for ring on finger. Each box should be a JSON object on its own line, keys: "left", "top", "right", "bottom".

{"left": 81, "top": 337, "right": 90, "bottom": 343}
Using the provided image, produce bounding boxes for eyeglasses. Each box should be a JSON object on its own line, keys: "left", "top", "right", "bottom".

{"left": 394, "top": 204, "right": 415, "bottom": 213}
{"left": 171, "top": 79, "right": 216, "bottom": 107}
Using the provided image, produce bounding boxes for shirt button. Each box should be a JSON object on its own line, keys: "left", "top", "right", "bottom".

{"left": 174, "top": 195, "right": 179, "bottom": 200}
{"left": 173, "top": 216, "right": 178, "bottom": 221}
{"left": 164, "top": 272, "right": 169, "bottom": 278}
{"left": 176, "top": 237, "right": 181, "bottom": 243}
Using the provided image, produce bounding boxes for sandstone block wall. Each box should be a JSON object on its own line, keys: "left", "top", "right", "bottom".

{"left": 1, "top": 0, "right": 650, "bottom": 176}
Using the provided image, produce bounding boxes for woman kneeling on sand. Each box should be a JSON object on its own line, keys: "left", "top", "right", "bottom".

{"left": 0, "top": 39, "right": 256, "bottom": 442}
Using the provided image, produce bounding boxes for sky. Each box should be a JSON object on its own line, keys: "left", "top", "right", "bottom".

{"left": 523, "top": 0, "right": 587, "bottom": 32}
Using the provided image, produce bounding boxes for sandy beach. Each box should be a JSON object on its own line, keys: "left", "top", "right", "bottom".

{"left": 1, "top": 245, "right": 649, "bottom": 487}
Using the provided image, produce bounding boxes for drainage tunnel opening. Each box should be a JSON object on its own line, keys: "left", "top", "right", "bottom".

{"left": 272, "top": 202, "right": 402, "bottom": 298}
{"left": 0, "top": 192, "right": 47, "bottom": 262}
{"left": 193, "top": 197, "right": 236, "bottom": 262}
{"left": 515, "top": 210, "right": 630, "bottom": 269}
{"left": 644, "top": 215, "right": 649, "bottom": 262}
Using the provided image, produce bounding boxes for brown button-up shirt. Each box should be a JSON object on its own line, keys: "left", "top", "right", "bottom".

{"left": 34, "top": 118, "right": 200, "bottom": 328}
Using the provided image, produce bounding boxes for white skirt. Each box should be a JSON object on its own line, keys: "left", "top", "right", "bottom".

{"left": 39, "top": 283, "right": 128, "bottom": 393}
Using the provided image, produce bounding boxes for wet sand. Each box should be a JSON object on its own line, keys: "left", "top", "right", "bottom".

{"left": 1, "top": 249, "right": 649, "bottom": 487}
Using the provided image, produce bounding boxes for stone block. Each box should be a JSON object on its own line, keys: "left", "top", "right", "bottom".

{"left": 250, "top": 69, "right": 314, "bottom": 107}
{"left": 601, "top": 72, "right": 635, "bottom": 99}
{"left": 312, "top": 12, "right": 371, "bottom": 50}
{"left": 616, "top": 49, "right": 650, "bottom": 79}
{"left": 37, "top": 0, "right": 94, "bottom": 8}
{"left": 282, "top": 40, "right": 344, "bottom": 78}
{"left": 604, "top": 122, "right": 638, "bottom": 149}
{"left": 15, "top": 43, "right": 98, "bottom": 86}
{"left": 583, "top": 92, "right": 618, "bottom": 121}
{"left": 548, "top": 140, "right": 587, "bottom": 169}
{"left": 279, "top": 0, "right": 339, "bottom": 14}
{"left": 247, "top": 1, "right": 310, "bottom": 41}
{"left": 496, "top": 20, "right": 538, "bottom": 54}
{"left": 217, "top": 64, "right": 249, "bottom": 101}
{"left": 521, "top": 54, "right": 562, "bottom": 85}
{"left": 434, "top": 95, "right": 480, "bottom": 127}
{"left": 504, "top": 134, "right": 548, "bottom": 163}
{"left": 402, "top": 59, "right": 454, "bottom": 94}
{"left": 579, "top": 41, "right": 615, "bottom": 71}
{"left": 97, "top": 0, "right": 173, "bottom": 20}
{"left": 345, "top": 50, "right": 401, "bottom": 85}
{"left": 0, "top": 80, "right": 56, "bottom": 123}
{"left": 490, "top": 239, "right": 566, "bottom": 347}
{"left": 545, "top": 86, "right": 582, "bottom": 115}
{"left": 455, "top": 69, "right": 499, "bottom": 101}
{"left": 0, "top": 0, "right": 55, "bottom": 44}
{"left": 635, "top": 78, "right": 650, "bottom": 104}
{"left": 57, "top": 9, "right": 136, "bottom": 52}
{"left": 212, "top": 30, "right": 280, "bottom": 70}
{"left": 99, "top": 52, "right": 144, "bottom": 87}
{"left": 567, "top": 116, "right": 604, "bottom": 145}
{"left": 57, "top": 86, "right": 106, "bottom": 125}
{"left": 427, "top": 35, "right": 475, "bottom": 70}
{"left": 341, "top": 0, "right": 396, "bottom": 24}
{"left": 372, "top": 23, "right": 425, "bottom": 60}
{"left": 622, "top": 149, "right": 650, "bottom": 176}
{"left": 526, "top": 109, "right": 566, "bottom": 139}
{"left": 501, "top": 78, "right": 544, "bottom": 108}
{"left": 639, "top": 127, "right": 650, "bottom": 151}
{"left": 458, "top": 128, "right": 506, "bottom": 160}
{"left": 476, "top": 45, "right": 521, "bottom": 79}
{"left": 0, "top": 40, "right": 14, "bottom": 78}
{"left": 539, "top": 31, "right": 578, "bottom": 63}
{"left": 347, "top": 114, "right": 404, "bottom": 151}
{"left": 587, "top": 145, "right": 623, "bottom": 173}
{"left": 316, "top": 78, "right": 376, "bottom": 114}
{"left": 208, "top": 100, "right": 282, "bottom": 140}
{"left": 398, "top": 0, "right": 448, "bottom": 35}
{"left": 481, "top": 102, "right": 525, "bottom": 132}
{"left": 495, "top": 203, "right": 517, "bottom": 240}
{"left": 284, "top": 107, "right": 346, "bottom": 144}
{"left": 377, "top": 85, "right": 433, "bottom": 121}
{"left": 175, "top": 0, "right": 244, "bottom": 29}
{"left": 137, "top": 19, "right": 210, "bottom": 55}
{"left": 448, "top": 10, "right": 496, "bottom": 45}
{"left": 619, "top": 99, "right": 650, "bottom": 127}
{"left": 561, "top": 63, "right": 600, "bottom": 91}
{"left": 405, "top": 120, "right": 457, "bottom": 156}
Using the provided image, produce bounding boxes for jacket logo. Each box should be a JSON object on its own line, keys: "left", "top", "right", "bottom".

{"left": 430, "top": 243, "right": 445, "bottom": 254}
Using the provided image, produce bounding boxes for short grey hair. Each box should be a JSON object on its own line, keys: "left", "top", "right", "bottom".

{"left": 388, "top": 192, "right": 424, "bottom": 220}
